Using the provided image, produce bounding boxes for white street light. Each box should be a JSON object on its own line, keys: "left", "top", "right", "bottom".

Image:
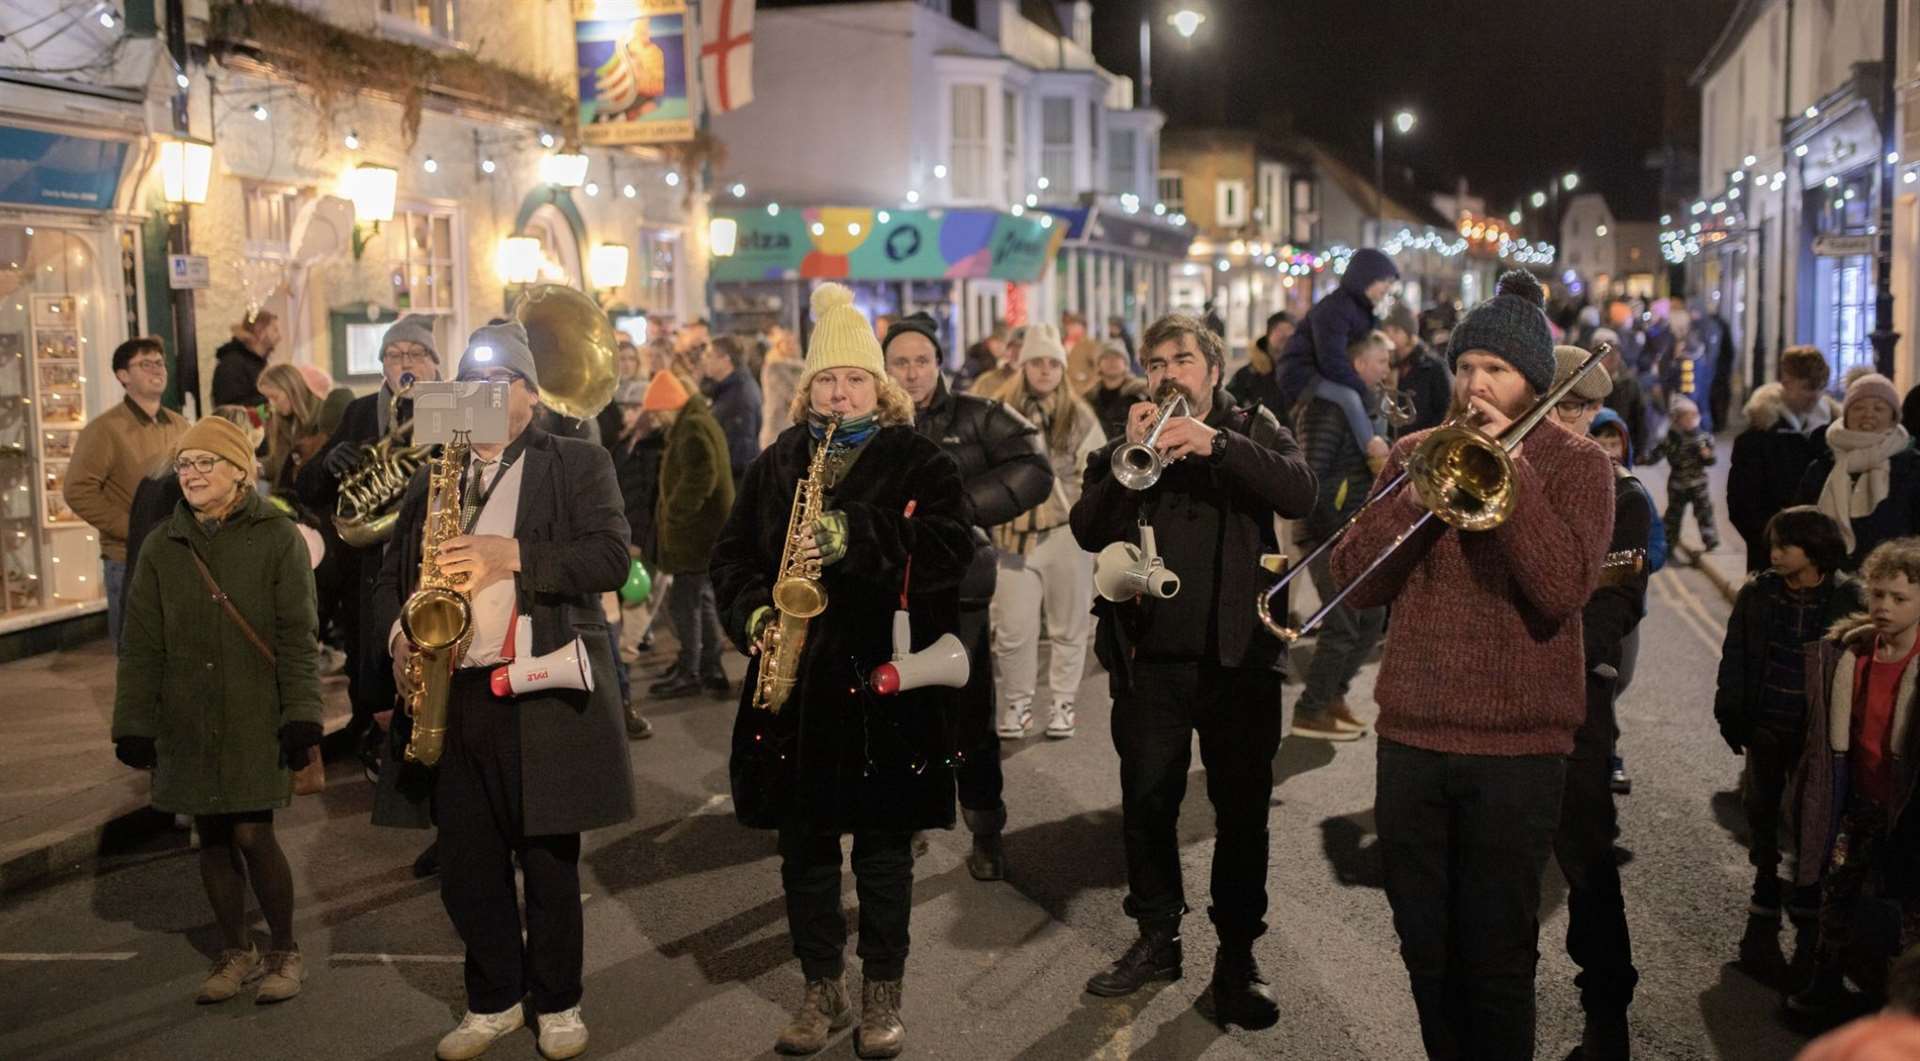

{"left": 1561, "top": 172, "right": 1579, "bottom": 192}
{"left": 1393, "top": 110, "right": 1416, "bottom": 135}
{"left": 1530, "top": 191, "right": 1547, "bottom": 208}
{"left": 1168, "top": 9, "right": 1205, "bottom": 38}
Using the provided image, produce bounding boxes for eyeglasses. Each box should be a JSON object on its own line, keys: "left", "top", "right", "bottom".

{"left": 173, "top": 456, "right": 224, "bottom": 476}
{"left": 466, "top": 371, "right": 521, "bottom": 387}
{"left": 1554, "top": 399, "right": 1600, "bottom": 417}
{"left": 382, "top": 349, "right": 434, "bottom": 365}
{"left": 126, "top": 357, "right": 166, "bottom": 372}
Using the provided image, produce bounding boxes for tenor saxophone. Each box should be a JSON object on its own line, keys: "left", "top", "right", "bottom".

{"left": 752, "top": 417, "right": 839, "bottom": 714}
{"left": 398, "top": 431, "right": 475, "bottom": 766}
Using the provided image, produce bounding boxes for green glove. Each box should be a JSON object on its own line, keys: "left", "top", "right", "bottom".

{"left": 748, "top": 605, "right": 774, "bottom": 644}
{"left": 813, "top": 510, "right": 849, "bottom": 566}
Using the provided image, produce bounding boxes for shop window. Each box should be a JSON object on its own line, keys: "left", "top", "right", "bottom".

{"left": 949, "top": 83, "right": 988, "bottom": 200}
{"left": 1107, "top": 128, "right": 1136, "bottom": 197}
{"left": 636, "top": 226, "right": 679, "bottom": 316}
{"left": 381, "top": 206, "right": 460, "bottom": 354}
{"left": 1040, "top": 96, "right": 1074, "bottom": 195}
{"left": 380, "top": 0, "right": 459, "bottom": 43}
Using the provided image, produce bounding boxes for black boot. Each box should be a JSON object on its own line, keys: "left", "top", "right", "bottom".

{"left": 411, "top": 840, "right": 439, "bottom": 879}
{"left": 962, "top": 806, "right": 1006, "bottom": 882}
{"left": 1085, "top": 918, "right": 1182, "bottom": 997}
{"left": 1206, "top": 942, "right": 1278, "bottom": 1030}
{"left": 1573, "top": 1008, "right": 1630, "bottom": 1061}
{"left": 1786, "top": 961, "right": 1852, "bottom": 1017}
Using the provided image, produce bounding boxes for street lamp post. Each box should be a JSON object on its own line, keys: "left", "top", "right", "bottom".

{"left": 1373, "top": 109, "right": 1416, "bottom": 240}
{"left": 1869, "top": 0, "right": 1901, "bottom": 378}
{"left": 1139, "top": 7, "right": 1206, "bottom": 110}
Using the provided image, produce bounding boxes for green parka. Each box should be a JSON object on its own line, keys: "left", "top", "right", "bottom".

{"left": 655, "top": 393, "right": 736, "bottom": 574}
{"left": 111, "top": 490, "right": 321, "bottom": 815}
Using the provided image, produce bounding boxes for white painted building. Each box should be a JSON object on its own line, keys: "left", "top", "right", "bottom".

{"left": 706, "top": 0, "right": 1183, "bottom": 355}
{"left": 1686, "top": 0, "right": 1908, "bottom": 399}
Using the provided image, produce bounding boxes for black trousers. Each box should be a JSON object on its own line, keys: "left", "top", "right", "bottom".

{"left": 437, "top": 671, "right": 584, "bottom": 1015}
{"left": 1376, "top": 738, "right": 1565, "bottom": 1061}
{"left": 1742, "top": 724, "right": 1800, "bottom": 876}
{"left": 954, "top": 603, "right": 1004, "bottom": 814}
{"left": 1554, "top": 676, "right": 1638, "bottom": 1017}
{"left": 1110, "top": 661, "right": 1283, "bottom": 941}
{"left": 778, "top": 827, "right": 915, "bottom": 982}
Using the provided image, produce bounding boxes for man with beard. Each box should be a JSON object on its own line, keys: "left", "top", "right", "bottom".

{"left": 883, "top": 312, "right": 1052, "bottom": 879}
{"left": 1332, "top": 271, "right": 1614, "bottom": 1060}
{"left": 1070, "top": 314, "right": 1316, "bottom": 1030}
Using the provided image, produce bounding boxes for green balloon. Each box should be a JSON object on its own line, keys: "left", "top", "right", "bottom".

{"left": 619, "top": 558, "right": 652, "bottom": 604}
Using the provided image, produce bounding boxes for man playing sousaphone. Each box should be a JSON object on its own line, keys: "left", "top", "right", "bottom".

{"left": 375, "top": 321, "right": 635, "bottom": 1061}
{"left": 712, "top": 283, "right": 974, "bottom": 1059}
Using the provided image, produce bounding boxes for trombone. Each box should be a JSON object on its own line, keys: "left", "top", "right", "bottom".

{"left": 1256, "top": 343, "right": 1611, "bottom": 643}
{"left": 1111, "top": 390, "right": 1191, "bottom": 491}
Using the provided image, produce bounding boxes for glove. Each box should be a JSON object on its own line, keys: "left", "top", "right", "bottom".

{"left": 279, "top": 720, "right": 323, "bottom": 769}
{"left": 813, "top": 510, "right": 849, "bottom": 566}
{"left": 747, "top": 605, "right": 774, "bottom": 648}
{"left": 321, "top": 442, "right": 362, "bottom": 478}
{"left": 115, "top": 736, "right": 157, "bottom": 770}
{"left": 1719, "top": 721, "right": 1748, "bottom": 756}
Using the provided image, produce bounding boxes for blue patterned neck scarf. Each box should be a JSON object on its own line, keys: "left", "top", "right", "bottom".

{"left": 809, "top": 411, "right": 879, "bottom": 449}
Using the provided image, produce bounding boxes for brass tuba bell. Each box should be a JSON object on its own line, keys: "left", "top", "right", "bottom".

{"left": 511, "top": 283, "right": 620, "bottom": 421}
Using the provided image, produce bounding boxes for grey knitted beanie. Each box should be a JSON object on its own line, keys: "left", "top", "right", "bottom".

{"left": 1447, "top": 270, "right": 1556, "bottom": 395}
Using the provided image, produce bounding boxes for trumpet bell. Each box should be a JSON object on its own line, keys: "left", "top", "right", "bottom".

{"left": 1111, "top": 443, "right": 1165, "bottom": 490}
{"left": 1406, "top": 425, "right": 1516, "bottom": 532}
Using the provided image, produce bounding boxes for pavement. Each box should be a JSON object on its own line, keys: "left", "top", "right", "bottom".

{"left": 0, "top": 457, "right": 1838, "bottom": 1059}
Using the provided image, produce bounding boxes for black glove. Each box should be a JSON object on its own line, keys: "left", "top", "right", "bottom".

{"left": 321, "top": 442, "right": 361, "bottom": 478}
{"left": 279, "top": 721, "right": 323, "bottom": 769}
{"left": 1719, "top": 721, "right": 1748, "bottom": 756}
{"left": 115, "top": 736, "right": 157, "bottom": 770}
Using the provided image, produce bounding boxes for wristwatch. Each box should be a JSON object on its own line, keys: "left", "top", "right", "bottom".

{"left": 1207, "top": 428, "right": 1229, "bottom": 465}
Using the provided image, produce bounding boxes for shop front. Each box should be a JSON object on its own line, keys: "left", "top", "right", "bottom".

{"left": 1789, "top": 79, "right": 1886, "bottom": 382}
{"left": 709, "top": 205, "right": 1062, "bottom": 367}
{"left": 1039, "top": 205, "right": 1192, "bottom": 351}
{"left": 0, "top": 118, "right": 145, "bottom": 644}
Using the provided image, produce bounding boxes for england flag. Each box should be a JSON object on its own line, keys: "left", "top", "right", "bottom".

{"left": 700, "top": 0, "right": 755, "bottom": 115}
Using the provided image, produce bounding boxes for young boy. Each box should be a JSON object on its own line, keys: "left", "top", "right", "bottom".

{"left": 1591, "top": 409, "right": 1665, "bottom": 795}
{"left": 1716, "top": 507, "right": 1862, "bottom": 957}
{"left": 1275, "top": 248, "right": 1399, "bottom": 466}
{"left": 1787, "top": 535, "right": 1920, "bottom": 1016}
{"left": 1651, "top": 396, "right": 1720, "bottom": 552}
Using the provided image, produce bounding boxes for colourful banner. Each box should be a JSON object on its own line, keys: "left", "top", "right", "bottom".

{"left": 710, "top": 207, "right": 1065, "bottom": 284}
{"left": 574, "top": 0, "right": 692, "bottom": 146}
{"left": 0, "top": 125, "right": 127, "bottom": 210}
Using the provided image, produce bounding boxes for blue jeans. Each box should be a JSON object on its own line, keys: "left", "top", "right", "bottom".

{"left": 103, "top": 557, "right": 126, "bottom": 649}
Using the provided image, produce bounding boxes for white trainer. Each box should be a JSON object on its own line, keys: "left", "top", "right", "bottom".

{"left": 436, "top": 1005, "right": 526, "bottom": 1060}
{"left": 537, "top": 1005, "right": 589, "bottom": 1060}
{"left": 1045, "top": 703, "right": 1076, "bottom": 739}
{"left": 997, "top": 702, "right": 1032, "bottom": 739}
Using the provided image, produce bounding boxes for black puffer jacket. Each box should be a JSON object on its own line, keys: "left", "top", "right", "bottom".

{"left": 912, "top": 377, "right": 1053, "bottom": 604}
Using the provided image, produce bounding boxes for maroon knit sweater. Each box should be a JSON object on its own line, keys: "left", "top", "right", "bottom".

{"left": 1330, "top": 418, "right": 1615, "bottom": 756}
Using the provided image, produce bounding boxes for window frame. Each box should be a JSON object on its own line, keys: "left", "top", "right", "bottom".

{"left": 1216, "top": 179, "right": 1248, "bottom": 227}
{"left": 949, "top": 82, "right": 990, "bottom": 201}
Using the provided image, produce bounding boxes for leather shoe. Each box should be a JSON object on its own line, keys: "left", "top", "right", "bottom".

{"left": 649, "top": 674, "right": 702, "bottom": 699}
{"left": 1085, "top": 919, "right": 1181, "bottom": 997}
{"left": 1206, "top": 946, "right": 1278, "bottom": 1030}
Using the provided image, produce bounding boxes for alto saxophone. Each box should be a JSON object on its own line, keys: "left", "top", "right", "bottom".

{"left": 752, "top": 417, "right": 839, "bottom": 714}
{"left": 399, "top": 431, "right": 475, "bottom": 766}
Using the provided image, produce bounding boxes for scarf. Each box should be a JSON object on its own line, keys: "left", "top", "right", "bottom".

{"left": 1818, "top": 424, "right": 1911, "bottom": 552}
{"left": 808, "top": 410, "right": 878, "bottom": 448}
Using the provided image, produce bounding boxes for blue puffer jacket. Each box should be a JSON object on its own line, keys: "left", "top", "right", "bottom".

{"left": 1276, "top": 248, "right": 1399, "bottom": 412}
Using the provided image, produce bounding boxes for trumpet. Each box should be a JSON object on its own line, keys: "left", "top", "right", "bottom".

{"left": 1255, "top": 344, "right": 1611, "bottom": 642}
{"left": 1111, "top": 390, "right": 1191, "bottom": 490}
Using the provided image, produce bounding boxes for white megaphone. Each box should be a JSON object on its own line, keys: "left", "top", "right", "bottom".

{"left": 1095, "top": 525, "right": 1180, "bottom": 602}
{"left": 868, "top": 610, "right": 969, "bottom": 696}
{"left": 490, "top": 616, "right": 595, "bottom": 698}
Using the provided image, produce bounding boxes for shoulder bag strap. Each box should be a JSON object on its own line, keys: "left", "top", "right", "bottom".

{"left": 184, "top": 543, "right": 276, "bottom": 666}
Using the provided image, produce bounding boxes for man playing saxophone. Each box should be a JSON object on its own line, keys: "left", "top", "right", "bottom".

{"left": 711, "top": 283, "right": 973, "bottom": 1059}
{"left": 374, "top": 322, "right": 634, "bottom": 1061}
{"left": 297, "top": 314, "right": 440, "bottom": 774}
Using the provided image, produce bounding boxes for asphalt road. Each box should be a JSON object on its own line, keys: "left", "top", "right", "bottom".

{"left": 0, "top": 551, "right": 1820, "bottom": 1060}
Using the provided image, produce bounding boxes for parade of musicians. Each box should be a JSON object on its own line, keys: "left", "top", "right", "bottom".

{"left": 7, "top": 0, "right": 1920, "bottom": 1058}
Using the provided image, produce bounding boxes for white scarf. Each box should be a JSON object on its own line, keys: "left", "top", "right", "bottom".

{"left": 1819, "top": 424, "right": 1911, "bottom": 552}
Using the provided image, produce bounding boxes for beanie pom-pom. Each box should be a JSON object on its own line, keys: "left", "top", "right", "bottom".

{"left": 811, "top": 282, "right": 855, "bottom": 317}
{"left": 1497, "top": 270, "right": 1545, "bottom": 306}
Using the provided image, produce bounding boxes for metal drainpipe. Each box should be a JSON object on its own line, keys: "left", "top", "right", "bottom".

{"left": 1867, "top": 0, "right": 1901, "bottom": 379}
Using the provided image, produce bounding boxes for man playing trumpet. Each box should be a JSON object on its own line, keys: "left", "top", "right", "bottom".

{"left": 1068, "top": 313, "right": 1315, "bottom": 1029}
{"left": 1330, "top": 271, "right": 1614, "bottom": 1061}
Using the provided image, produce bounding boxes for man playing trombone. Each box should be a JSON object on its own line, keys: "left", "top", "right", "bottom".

{"left": 1329, "top": 271, "right": 1614, "bottom": 1061}
{"left": 1069, "top": 313, "right": 1315, "bottom": 1029}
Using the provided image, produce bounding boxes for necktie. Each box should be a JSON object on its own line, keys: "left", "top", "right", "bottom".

{"left": 461, "top": 458, "right": 492, "bottom": 531}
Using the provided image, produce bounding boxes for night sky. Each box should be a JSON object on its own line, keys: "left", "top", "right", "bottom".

{"left": 1089, "top": 0, "right": 1739, "bottom": 222}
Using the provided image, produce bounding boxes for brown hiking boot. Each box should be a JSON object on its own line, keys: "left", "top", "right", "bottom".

{"left": 255, "top": 948, "right": 305, "bottom": 1004}
{"left": 1289, "top": 710, "right": 1363, "bottom": 742}
{"left": 855, "top": 978, "right": 905, "bottom": 1059}
{"left": 775, "top": 973, "right": 852, "bottom": 1055}
{"left": 196, "top": 946, "right": 263, "bottom": 1004}
{"left": 1326, "top": 698, "right": 1370, "bottom": 734}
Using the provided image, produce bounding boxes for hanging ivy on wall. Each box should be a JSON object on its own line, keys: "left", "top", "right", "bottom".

{"left": 208, "top": 1, "right": 576, "bottom": 148}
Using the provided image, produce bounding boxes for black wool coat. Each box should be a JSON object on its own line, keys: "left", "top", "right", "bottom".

{"left": 372, "top": 427, "right": 636, "bottom": 836}
{"left": 712, "top": 423, "right": 975, "bottom": 833}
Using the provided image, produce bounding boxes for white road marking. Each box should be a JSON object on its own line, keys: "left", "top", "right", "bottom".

{"left": 0, "top": 952, "right": 137, "bottom": 961}
{"left": 1663, "top": 563, "right": 1731, "bottom": 640}
{"left": 655, "top": 793, "right": 731, "bottom": 844}
{"left": 1653, "top": 570, "right": 1725, "bottom": 651}
{"left": 330, "top": 953, "right": 464, "bottom": 964}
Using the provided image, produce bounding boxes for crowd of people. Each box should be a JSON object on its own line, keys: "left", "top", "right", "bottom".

{"left": 57, "top": 246, "right": 1920, "bottom": 1061}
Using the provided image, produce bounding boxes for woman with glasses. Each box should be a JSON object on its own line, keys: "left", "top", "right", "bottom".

{"left": 112, "top": 415, "right": 323, "bottom": 1006}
